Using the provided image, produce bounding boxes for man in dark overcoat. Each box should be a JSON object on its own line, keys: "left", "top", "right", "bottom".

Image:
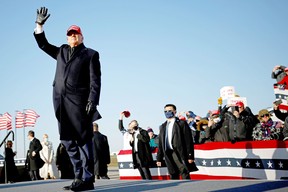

{"left": 156, "top": 104, "right": 195, "bottom": 179}
{"left": 33, "top": 7, "right": 101, "bottom": 191}
{"left": 128, "top": 120, "right": 153, "bottom": 180}
{"left": 92, "top": 123, "right": 110, "bottom": 179}
{"left": 26, "top": 130, "right": 44, "bottom": 181}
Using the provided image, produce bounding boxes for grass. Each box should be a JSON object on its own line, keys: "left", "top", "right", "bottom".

{"left": 109, "top": 155, "right": 118, "bottom": 167}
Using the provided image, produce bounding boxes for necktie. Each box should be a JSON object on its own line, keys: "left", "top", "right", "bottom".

{"left": 68, "top": 47, "right": 75, "bottom": 60}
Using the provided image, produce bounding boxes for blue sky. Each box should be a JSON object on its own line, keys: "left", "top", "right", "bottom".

{"left": 1, "top": 0, "right": 288, "bottom": 157}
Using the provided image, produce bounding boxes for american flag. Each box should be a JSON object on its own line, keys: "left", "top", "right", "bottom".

{"left": 24, "top": 109, "right": 40, "bottom": 127}
{"left": 15, "top": 111, "right": 25, "bottom": 128}
{"left": 4, "top": 112, "right": 12, "bottom": 130}
{"left": 0, "top": 114, "right": 6, "bottom": 130}
{"left": 274, "top": 84, "right": 288, "bottom": 111}
{"left": 0, "top": 112, "right": 12, "bottom": 130}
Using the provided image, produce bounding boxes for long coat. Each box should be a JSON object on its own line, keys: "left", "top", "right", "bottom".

{"left": 130, "top": 128, "right": 153, "bottom": 169}
{"left": 39, "top": 141, "right": 59, "bottom": 178}
{"left": 27, "top": 138, "right": 44, "bottom": 171}
{"left": 1, "top": 147, "right": 19, "bottom": 181}
{"left": 34, "top": 32, "right": 101, "bottom": 144}
{"left": 92, "top": 132, "right": 110, "bottom": 176}
{"left": 157, "top": 118, "right": 194, "bottom": 175}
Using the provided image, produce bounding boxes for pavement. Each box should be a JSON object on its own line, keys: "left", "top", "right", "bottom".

{"left": 0, "top": 167, "right": 287, "bottom": 192}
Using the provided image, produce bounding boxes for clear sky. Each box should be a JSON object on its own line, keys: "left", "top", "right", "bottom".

{"left": 1, "top": 0, "right": 288, "bottom": 157}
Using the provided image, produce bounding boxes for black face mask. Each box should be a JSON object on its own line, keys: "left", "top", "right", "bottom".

{"left": 133, "top": 126, "right": 138, "bottom": 130}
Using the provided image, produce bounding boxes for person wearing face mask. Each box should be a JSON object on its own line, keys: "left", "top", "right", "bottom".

{"left": 156, "top": 104, "right": 195, "bottom": 180}
{"left": 119, "top": 114, "right": 153, "bottom": 179}
{"left": 39, "top": 134, "right": 58, "bottom": 180}
{"left": 205, "top": 110, "right": 230, "bottom": 142}
{"left": 127, "top": 120, "right": 153, "bottom": 179}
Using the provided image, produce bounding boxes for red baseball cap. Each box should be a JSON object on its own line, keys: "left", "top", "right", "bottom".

{"left": 67, "top": 25, "right": 82, "bottom": 36}
{"left": 123, "top": 111, "right": 130, "bottom": 118}
{"left": 235, "top": 101, "right": 244, "bottom": 108}
{"left": 211, "top": 110, "right": 220, "bottom": 116}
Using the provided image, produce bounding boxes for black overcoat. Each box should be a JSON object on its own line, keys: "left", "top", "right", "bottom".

{"left": 92, "top": 132, "right": 110, "bottom": 175}
{"left": 157, "top": 118, "right": 194, "bottom": 175}
{"left": 130, "top": 128, "right": 153, "bottom": 169}
{"left": 34, "top": 32, "right": 101, "bottom": 144}
{"left": 27, "top": 138, "right": 44, "bottom": 171}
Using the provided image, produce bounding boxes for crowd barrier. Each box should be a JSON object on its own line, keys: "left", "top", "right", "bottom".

{"left": 117, "top": 140, "right": 288, "bottom": 180}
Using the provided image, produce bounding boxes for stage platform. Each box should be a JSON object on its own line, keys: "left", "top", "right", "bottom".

{"left": 0, "top": 179, "right": 287, "bottom": 192}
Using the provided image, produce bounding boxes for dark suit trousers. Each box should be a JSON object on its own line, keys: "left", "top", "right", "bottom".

{"left": 29, "top": 170, "right": 41, "bottom": 180}
{"left": 61, "top": 139, "right": 94, "bottom": 182}
{"left": 166, "top": 150, "right": 190, "bottom": 180}
{"left": 135, "top": 153, "right": 152, "bottom": 180}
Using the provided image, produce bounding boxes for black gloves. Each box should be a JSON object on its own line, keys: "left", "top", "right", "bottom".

{"left": 36, "top": 7, "right": 50, "bottom": 25}
{"left": 86, "top": 101, "right": 96, "bottom": 115}
{"left": 220, "top": 105, "right": 229, "bottom": 119}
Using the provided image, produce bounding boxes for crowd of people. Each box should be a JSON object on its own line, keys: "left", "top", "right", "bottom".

{"left": 116, "top": 65, "right": 288, "bottom": 180}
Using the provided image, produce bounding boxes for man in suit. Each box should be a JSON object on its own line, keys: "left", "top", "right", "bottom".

{"left": 33, "top": 7, "right": 101, "bottom": 191}
{"left": 118, "top": 112, "right": 153, "bottom": 179}
{"left": 156, "top": 104, "right": 195, "bottom": 179}
{"left": 92, "top": 123, "right": 110, "bottom": 179}
{"left": 26, "top": 130, "right": 44, "bottom": 181}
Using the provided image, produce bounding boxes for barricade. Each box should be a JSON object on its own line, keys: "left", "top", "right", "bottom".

{"left": 117, "top": 140, "right": 288, "bottom": 180}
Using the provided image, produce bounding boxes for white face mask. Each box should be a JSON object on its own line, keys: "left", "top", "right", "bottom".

{"left": 213, "top": 117, "right": 221, "bottom": 123}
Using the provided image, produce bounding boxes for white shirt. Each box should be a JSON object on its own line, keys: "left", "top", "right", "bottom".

{"left": 34, "top": 25, "right": 43, "bottom": 34}
{"left": 134, "top": 130, "right": 140, "bottom": 152}
{"left": 166, "top": 118, "right": 175, "bottom": 150}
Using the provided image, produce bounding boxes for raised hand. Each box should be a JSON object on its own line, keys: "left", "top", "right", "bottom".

{"left": 36, "top": 7, "right": 50, "bottom": 25}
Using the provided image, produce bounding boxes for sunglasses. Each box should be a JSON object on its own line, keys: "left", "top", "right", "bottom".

{"left": 260, "top": 114, "right": 269, "bottom": 118}
{"left": 67, "top": 31, "right": 80, "bottom": 36}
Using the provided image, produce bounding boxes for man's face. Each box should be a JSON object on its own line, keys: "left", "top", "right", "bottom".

{"left": 238, "top": 105, "right": 244, "bottom": 113}
{"left": 164, "top": 106, "right": 176, "bottom": 114}
{"left": 7, "top": 142, "right": 13, "bottom": 148}
{"left": 164, "top": 106, "right": 176, "bottom": 119}
{"left": 67, "top": 31, "right": 83, "bottom": 47}
{"left": 129, "top": 121, "right": 137, "bottom": 129}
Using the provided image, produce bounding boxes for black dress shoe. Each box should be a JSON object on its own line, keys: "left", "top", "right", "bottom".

{"left": 62, "top": 184, "right": 71, "bottom": 190}
{"left": 101, "top": 176, "right": 110, "bottom": 179}
{"left": 70, "top": 180, "right": 94, "bottom": 191}
{"left": 63, "top": 179, "right": 82, "bottom": 191}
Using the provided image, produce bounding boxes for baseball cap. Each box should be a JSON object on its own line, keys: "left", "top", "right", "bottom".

{"left": 211, "top": 110, "right": 220, "bottom": 116}
{"left": 123, "top": 111, "right": 130, "bottom": 118}
{"left": 187, "top": 111, "right": 196, "bottom": 118}
{"left": 67, "top": 25, "right": 82, "bottom": 36}
{"left": 235, "top": 101, "right": 244, "bottom": 108}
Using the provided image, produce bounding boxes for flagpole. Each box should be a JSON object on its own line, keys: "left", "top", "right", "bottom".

{"left": 15, "top": 111, "right": 17, "bottom": 158}
{"left": 23, "top": 109, "right": 26, "bottom": 156}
